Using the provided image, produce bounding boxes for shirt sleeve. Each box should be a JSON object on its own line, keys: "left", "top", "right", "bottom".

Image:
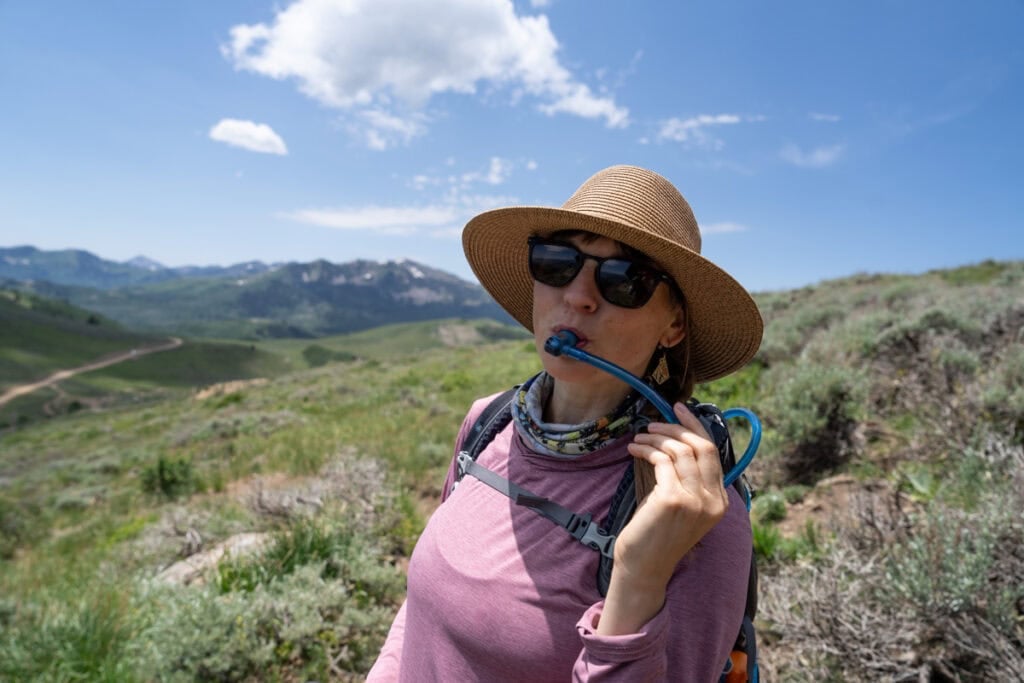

{"left": 571, "top": 485, "right": 752, "bottom": 682}
{"left": 573, "top": 601, "right": 670, "bottom": 681}
{"left": 365, "top": 600, "right": 408, "bottom": 682}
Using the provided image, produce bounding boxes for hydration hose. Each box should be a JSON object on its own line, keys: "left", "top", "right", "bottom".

{"left": 544, "top": 330, "right": 761, "bottom": 489}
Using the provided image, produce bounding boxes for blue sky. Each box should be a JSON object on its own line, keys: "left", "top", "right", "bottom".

{"left": 1, "top": 0, "right": 1021, "bottom": 293}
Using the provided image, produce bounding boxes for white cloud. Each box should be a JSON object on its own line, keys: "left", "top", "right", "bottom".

{"left": 209, "top": 118, "right": 288, "bottom": 155}
{"left": 283, "top": 205, "right": 457, "bottom": 234}
{"left": 809, "top": 112, "right": 841, "bottom": 122}
{"left": 700, "top": 222, "right": 748, "bottom": 235}
{"left": 458, "top": 156, "right": 513, "bottom": 186}
{"left": 223, "top": 0, "right": 628, "bottom": 148}
{"left": 656, "top": 113, "right": 763, "bottom": 149}
{"left": 780, "top": 143, "right": 845, "bottom": 168}
{"left": 349, "top": 109, "right": 428, "bottom": 150}
{"left": 537, "top": 82, "right": 629, "bottom": 128}
{"left": 287, "top": 158, "right": 519, "bottom": 237}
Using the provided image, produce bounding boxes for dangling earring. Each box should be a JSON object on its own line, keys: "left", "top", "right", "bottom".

{"left": 650, "top": 345, "right": 671, "bottom": 386}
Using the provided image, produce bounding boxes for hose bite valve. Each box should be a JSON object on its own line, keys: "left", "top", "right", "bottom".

{"left": 544, "top": 330, "right": 761, "bottom": 489}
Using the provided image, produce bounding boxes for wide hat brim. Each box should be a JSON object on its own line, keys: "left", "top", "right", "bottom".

{"left": 463, "top": 173, "right": 763, "bottom": 383}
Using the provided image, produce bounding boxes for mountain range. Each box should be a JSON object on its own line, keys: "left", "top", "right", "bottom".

{"left": 0, "top": 245, "right": 511, "bottom": 338}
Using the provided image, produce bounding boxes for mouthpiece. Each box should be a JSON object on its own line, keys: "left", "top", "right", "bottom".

{"left": 544, "top": 330, "right": 580, "bottom": 356}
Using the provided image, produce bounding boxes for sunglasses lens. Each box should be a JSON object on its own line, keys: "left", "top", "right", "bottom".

{"left": 529, "top": 242, "right": 582, "bottom": 287}
{"left": 597, "top": 259, "right": 661, "bottom": 308}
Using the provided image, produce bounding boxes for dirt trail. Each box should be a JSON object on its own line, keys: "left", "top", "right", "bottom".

{"left": 0, "top": 337, "right": 183, "bottom": 407}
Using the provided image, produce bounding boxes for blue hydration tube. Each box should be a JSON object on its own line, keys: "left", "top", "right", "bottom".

{"left": 544, "top": 330, "right": 760, "bottom": 489}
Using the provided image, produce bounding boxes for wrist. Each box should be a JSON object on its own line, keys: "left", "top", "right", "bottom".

{"left": 594, "top": 571, "right": 667, "bottom": 635}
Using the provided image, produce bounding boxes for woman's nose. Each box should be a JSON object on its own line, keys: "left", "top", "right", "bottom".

{"left": 562, "top": 263, "right": 600, "bottom": 312}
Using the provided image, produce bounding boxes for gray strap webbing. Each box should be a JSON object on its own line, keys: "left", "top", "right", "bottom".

{"left": 455, "top": 451, "right": 616, "bottom": 560}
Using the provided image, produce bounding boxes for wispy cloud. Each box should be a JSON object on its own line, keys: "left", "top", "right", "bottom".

{"left": 282, "top": 206, "right": 457, "bottom": 235}
{"left": 286, "top": 158, "right": 518, "bottom": 236}
{"left": 209, "top": 118, "right": 288, "bottom": 155}
{"left": 351, "top": 110, "right": 428, "bottom": 151}
{"left": 700, "top": 222, "right": 748, "bottom": 235}
{"left": 809, "top": 112, "right": 841, "bottom": 122}
{"left": 656, "top": 113, "right": 764, "bottom": 149}
{"left": 464, "top": 157, "right": 513, "bottom": 185}
{"left": 223, "top": 0, "right": 628, "bottom": 149}
{"left": 780, "top": 143, "right": 845, "bottom": 168}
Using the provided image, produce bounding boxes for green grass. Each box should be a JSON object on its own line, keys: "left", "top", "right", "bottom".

{"left": 0, "top": 334, "right": 540, "bottom": 681}
{"left": 2, "top": 260, "right": 1023, "bottom": 681}
{"left": 257, "top": 317, "right": 528, "bottom": 364}
{"left": 0, "top": 289, "right": 159, "bottom": 391}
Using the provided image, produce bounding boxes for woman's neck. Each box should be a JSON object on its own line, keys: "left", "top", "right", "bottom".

{"left": 544, "top": 375, "right": 632, "bottom": 425}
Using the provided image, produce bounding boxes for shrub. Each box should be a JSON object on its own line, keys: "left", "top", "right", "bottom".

{"left": 302, "top": 344, "right": 356, "bottom": 368}
{"left": 477, "top": 323, "right": 529, "bottom": 342}
{"left": 0, "top": 495, "right": 43, "bottom": 559}
{"left": 765, "top": 362, "right": 865, "bottom": 484}
{"left": 758, "top": 458, "right": 1024, "bottom": 681}
{"left": 782, "top": 484, "right": 809, "bottom": 504}
{"left": 137, "top": 546, "right": 403, "bottom": 680}
{"left": 883, "top": 508, "right": 994, "bottom": 614}
{"left": 141, "top": 455, "right": 196, "bottom": 499}
{"left": 752, "top": 522, "right": 781, "bottom": 563}
{"left": 0, "top": 589, "right": 140, "bottom": 682}
{"left": 981, "top": 345, "right": 1024, "bottom": 443}
{"left": 752, "top": 490, "right": 787, "bottom": 524}
{"left": 216, "top": 517, "right": 350, "bottom": 593}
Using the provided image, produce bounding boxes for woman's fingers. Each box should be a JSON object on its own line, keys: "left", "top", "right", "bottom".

{"left": 672, "top": 401, "right": 711, "bottom": 439}
{"left": 627, "top": 439, "right": 700, "bottom": 492}
{"left": 631, "top": 404, "right": 728, "bottom": 509}
{"left": 659, "top": 404, "right": 725, "bottom": 488}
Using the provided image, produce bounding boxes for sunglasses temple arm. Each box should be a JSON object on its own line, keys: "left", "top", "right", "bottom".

{"left": 543, "top": 330, "right": 760, "bottom": 488}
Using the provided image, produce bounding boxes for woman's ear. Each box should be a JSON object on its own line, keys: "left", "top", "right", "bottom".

{"left": 660, "top": 306, "right": 686, "bottom": 348}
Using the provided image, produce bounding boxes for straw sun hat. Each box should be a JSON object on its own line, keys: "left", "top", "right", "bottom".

{"left": 462, "top": 164, "right": 764, "bottom": 383}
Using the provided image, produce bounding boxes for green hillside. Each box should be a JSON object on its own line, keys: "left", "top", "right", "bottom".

{"left": 1, "top": 294, "right": 527, "bottom": 429}
{"left": 257, "top": 317, "right": 529, "bottom": 364}
{"left": 1, "top": 260, "right": 1022, "bottom": 681}
{"left": 0, "top": 288, "right": 297, "bottom": 428}
{"left": 0, "top": 288, "right": 158, "bottom": 391}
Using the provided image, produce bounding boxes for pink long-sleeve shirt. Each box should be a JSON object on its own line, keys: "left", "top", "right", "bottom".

{"left": 367, "top": 393, "right": 751, "bottom": 682}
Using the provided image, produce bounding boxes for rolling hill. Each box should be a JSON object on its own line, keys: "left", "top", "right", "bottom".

{"left": 0, "top": 282, "right": 526, "bottom": 428}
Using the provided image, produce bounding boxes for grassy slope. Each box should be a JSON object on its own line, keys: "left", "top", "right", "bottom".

{"left": 1, "top": 303, "right": 524, "bottom": 428}
{"left": 1, "top": 260, "right": 1022, "bottom": 680}
{"left": 0, "top": 338, "right": 541, "bottom": 679}
{"left": 257, "top": 317, "right": 529, "bottom": 363}
{"left": 0, "top": 289, "right": 159, "bottom": 391}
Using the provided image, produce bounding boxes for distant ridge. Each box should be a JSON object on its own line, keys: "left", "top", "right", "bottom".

{"left": 0, "top": 245, "right": 512, "bottom": 339}
{"left": 0, "top": 245, "right": 282, "bottom": 289}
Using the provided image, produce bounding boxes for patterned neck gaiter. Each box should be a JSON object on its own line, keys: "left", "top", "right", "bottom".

{"left": 511, "top": 372, "right": 648, "bottom": 458}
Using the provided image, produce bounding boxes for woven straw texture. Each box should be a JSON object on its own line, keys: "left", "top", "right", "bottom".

{"left": 462, "top": 165, "right": 763, "bottom": 382}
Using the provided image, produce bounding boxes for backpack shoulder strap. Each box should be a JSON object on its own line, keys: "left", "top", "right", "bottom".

{"left": 449, "top": 387, "right": 518, "bottom": 493}
{"left": 599, "top": 400, "right": 759, "bottom": 682}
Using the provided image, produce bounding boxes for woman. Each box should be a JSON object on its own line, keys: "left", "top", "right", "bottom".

{"left": 368, "top": 165, "right": 763, "bottom": 681}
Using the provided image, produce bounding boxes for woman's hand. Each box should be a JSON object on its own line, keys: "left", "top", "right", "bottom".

{"left": 595, "top": 402, "right": 729, "bottom": 635}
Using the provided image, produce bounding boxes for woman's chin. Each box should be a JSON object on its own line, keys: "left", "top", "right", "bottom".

{"left": 542, "top": 358, "right": 618, "bottom": 390}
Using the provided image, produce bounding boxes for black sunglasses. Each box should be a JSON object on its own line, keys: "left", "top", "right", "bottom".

{"left": 527, "top": 236, "right": 673, "bottom": 309}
